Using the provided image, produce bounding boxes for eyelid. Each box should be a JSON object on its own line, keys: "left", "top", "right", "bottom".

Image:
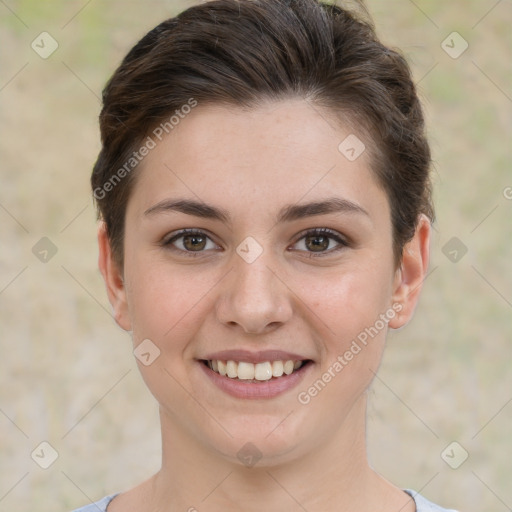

{"left": 162, "top": 228, "right": 216, "bottom": 244}
{"left": 162, "top": 228, "right": 221, "bottom": 256}
{"left": 289, "top": 227, "right": 349, "bottom": 257}
{"left": 162, "top": 227, "right": 349, "bottom": 257}
{"left": 293, "top": 227, "right": 348, "bottom": 243}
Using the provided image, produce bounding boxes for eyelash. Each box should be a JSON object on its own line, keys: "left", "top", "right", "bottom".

{"left": 162, "top": 227, "right": 349, "bottom": 258}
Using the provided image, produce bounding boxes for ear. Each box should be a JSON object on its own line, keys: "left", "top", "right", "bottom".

{"left": 388, "top": 214, "right": 431, "bottom": 329}
{"left": 97, "top": 222, "right": 132, "bottom": 331}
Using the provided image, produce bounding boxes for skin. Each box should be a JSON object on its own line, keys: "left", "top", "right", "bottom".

{"left": 99, "top": 99, "right": 430, "bottom": 512}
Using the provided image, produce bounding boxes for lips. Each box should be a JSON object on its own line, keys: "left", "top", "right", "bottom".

{"left": 197, "top": 350, "right": 313, "bottom": 399}
{"left": 202, "top": 349, "right": 310, "bottom": 364}
{"left": 204, "top": 359, "right": 306, "bottom": 381}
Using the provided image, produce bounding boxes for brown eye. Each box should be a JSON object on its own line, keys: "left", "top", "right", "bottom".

{"left": 304, "top": 234, "right": 330, "bottom": 252}
{"left": 164, "top": 229, "right": 219, "bottom": 255}
{"left": 291, "top": 228, "right": 348, "bottom": 257}
{"left": 182, "top": 233, "right": 207, "bottom": 251}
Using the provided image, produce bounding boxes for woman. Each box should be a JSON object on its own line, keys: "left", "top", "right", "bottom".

{"left": 75, "top": 0, "right": 457, "bottom": 510}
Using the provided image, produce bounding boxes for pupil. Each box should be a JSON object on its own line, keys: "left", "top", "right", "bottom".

{"left": 184, "top": 235, "right": 205, "bottom": 251}
{"left": 307, "top": 235, "right": 328, "bottom": 251}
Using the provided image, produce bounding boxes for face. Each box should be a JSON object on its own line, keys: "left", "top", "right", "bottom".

{"left": 99, "top": 99, "right": 429, "bottom": 466}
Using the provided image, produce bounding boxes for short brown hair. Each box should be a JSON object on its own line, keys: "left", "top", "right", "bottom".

{"left": 92, "top": 0, "right": 434, "bottom": 267}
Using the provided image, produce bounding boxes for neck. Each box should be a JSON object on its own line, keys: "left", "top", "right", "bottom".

{"left": 147, "top": 394, "right": 404, "bottom": 512}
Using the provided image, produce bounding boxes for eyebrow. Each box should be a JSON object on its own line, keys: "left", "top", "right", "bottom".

{"left": 144, "top": 197, "right": 369, "bottom": 223}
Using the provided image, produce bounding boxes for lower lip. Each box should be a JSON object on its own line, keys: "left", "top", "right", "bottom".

{"left": 198, "top": 361, "right": 312, "bottom": 399}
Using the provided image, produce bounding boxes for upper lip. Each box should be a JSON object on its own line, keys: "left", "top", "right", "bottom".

{"left": 200, "top": 350, "right": 311, "bottom": 364}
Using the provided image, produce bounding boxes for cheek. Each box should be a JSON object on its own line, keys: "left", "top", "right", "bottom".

{"left": 293, "top": 267, "right": 392, "bottom": 430}
{"left": 298, "top": 258, "right": 393, "bottom": 393}
{"left": 302, "top": 259, "right": 394, "bottom": 345}
{"left": 123, "top": 256, "right": 216, "bottom": 412}
{"left": 124, "top": 252, "right": 212, "bottom": 347}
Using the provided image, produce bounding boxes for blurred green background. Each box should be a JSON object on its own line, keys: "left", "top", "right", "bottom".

{"left": 0, "top": 1, "right": 510, "bottom": 511}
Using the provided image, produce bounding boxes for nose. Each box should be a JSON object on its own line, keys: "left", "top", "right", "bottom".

{"left": 215, "top": 248, "right": 293, "bottom": 335}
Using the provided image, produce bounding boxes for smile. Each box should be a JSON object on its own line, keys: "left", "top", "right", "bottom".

{"left": 198, "top": 356, "right": 313, "bottom": 399}
{"left": 203, "top": 359, "right": 307, "bottom": 381}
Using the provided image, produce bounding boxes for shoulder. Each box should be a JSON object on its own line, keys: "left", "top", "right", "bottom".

{"left": 71, "top": 494, "right": 119, "bottom": 512}
{"left": 404, "top": 489, "right": 458, "bottom": 512}
{"left": 72, "top": 490, "right": 457, "bottom": 512}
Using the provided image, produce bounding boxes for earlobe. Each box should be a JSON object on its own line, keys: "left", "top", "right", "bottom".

{"left": 388, "top": 214, "right": 431, "bottom": 329}
{"left": 97, "top": 223, "right": 132, "bottom": 331}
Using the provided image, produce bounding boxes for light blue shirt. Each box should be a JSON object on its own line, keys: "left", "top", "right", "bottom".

{"left": 71, "top": 489, "right": 458, "bottom": 511}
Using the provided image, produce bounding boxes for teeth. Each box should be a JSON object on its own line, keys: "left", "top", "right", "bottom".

{"left": 272, "top": 360, "right": 284, "bottom": 377}
{"left": 217, "top": 360, "right": 227, "bottom": 376}
{"left": 237, "top": 361, "right": 255, "bottom": 380}
{"left": 206, "top": 359, "right": 305, "bottom": 381}
{"left": 283, "top": 360, "right": 294, "bottom": 375}
{"left": 254, "top": 362, "right": 272, "bottom": 381}
{"left": 226, "top": 360, "right": 238, "bottom": 378}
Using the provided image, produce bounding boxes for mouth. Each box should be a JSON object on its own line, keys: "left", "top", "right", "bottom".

{"left": 200, "top": 358, "right": 312, "bottom": 382}
{"left": 197, "top": 353, "right": 314, "bottom": 399}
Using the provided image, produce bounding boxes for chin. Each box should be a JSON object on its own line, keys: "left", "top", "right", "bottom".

{"left": 203, "top": 413, "right": 311, "bottom": 467}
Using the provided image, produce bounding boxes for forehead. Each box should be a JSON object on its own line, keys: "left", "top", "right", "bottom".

{"left": 126, "top": 99, "right": 388, "bottom": 222}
